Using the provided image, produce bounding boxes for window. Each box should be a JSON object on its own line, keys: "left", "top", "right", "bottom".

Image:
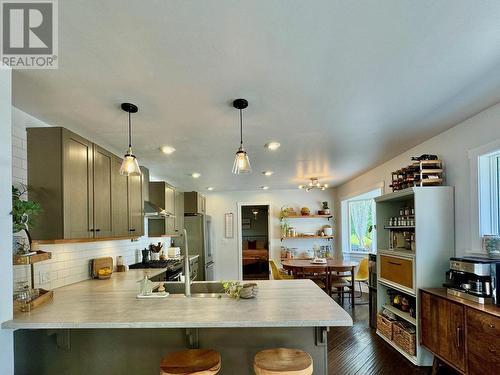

{"left": 341, "top": 188, "right": 382, "bottom": 253}
{"left": 478, "top": 150, "right": 500, "bottom": 236}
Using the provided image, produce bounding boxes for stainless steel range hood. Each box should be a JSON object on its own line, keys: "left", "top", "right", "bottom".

{"left": 144, "top": 200, "right": 169, "bottom": 218}
{"left": 141, "top": 166, "right": 170, "bottom": 218}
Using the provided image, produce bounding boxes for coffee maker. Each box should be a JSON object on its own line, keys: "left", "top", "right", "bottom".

{"left": 444, "top": 256, "right": 500, "bottom": 304}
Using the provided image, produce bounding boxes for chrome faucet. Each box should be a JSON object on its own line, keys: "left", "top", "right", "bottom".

{"left": 181, "top": 229, "right": 191, "bottom": 297}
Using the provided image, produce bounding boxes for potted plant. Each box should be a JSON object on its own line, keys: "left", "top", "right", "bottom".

{"left": 318, "top": 201, "right": 330, "bottom": 215}
{"left": 11, "top": 185, "right": 42, "bottom": 254}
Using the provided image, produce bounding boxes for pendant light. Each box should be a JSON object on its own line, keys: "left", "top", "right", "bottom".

{"left": 119, "top": 102, "right": 141, "bottom": 176}
{"left": 232, "top": 98, "right": 252, "bottom": 174}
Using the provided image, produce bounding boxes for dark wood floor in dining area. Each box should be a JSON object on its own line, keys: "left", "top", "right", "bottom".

{"left": 327, "top": 295, "right": 447, "bottom": 375}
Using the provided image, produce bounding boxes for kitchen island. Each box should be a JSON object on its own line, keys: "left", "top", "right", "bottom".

{"left": 4, "top": 269, "right": 352, "bottom": 374}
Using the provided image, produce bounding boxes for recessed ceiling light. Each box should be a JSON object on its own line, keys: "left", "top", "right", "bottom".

{"left": 261, "top": 186, "right": 270, "bottom": 190}
{"left": 192, "top": 172, "right": 201, "bottom": 178}
{"left": 160, "top": 145, "right": 176, "bottom": 155}
{"left": 265, "top": 142, "right": 281, "bottom": 150}
{"left": 262, "top": 171, "right": 274, "bottom": 176}
{"left": 298, "top": 185, "right": 304, "bottom": 189}
{"left": 207, "top": 187, "right": 214, "bottom": 191}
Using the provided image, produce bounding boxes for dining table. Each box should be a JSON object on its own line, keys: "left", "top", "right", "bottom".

{"left": 281, "top": 259, "right": 360, "bottom": 308}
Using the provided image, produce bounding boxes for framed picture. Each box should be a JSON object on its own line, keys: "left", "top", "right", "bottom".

{"left": 242, "top": 218, "right": 251, "bottom": 230}
{"left": 225, "top": 213, "right": 234, "bottom": 238}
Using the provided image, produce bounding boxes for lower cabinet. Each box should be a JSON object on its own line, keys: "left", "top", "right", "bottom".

{"left": 421, "top": 290, "right": 500, "bottom": 374}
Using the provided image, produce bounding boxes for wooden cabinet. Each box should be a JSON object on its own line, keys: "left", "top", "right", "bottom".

{"left": 421, "top": 289, "right": 500, "bottom": 374}
{"left": 28, "top": 127, "right": 144, "bottom": 240}
{"left": 127, "top": 173, "right": 143, "bottom": 236}
{"left": 420, "top": 291, "right": 465, "bottom": 372}
{"left": 111, "top": 155, "right": 130, "bottom": 237}
{"left": 466, "top": 308, "right": 500, "bottom": 375}
{"left": 174, "top": 191, "right": 184, "bottom": 233}
{"left": 92, "top": 145, "right": 113, "bottom": 237}
{"left": 184, "top": 191, "right": 206, "bottom": 215}
{"left": 148, "top": 181, "right": 177, "bottom": 236}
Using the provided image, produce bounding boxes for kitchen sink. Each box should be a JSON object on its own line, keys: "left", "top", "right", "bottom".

{"left": 154, "top": 281, "right": 225, "bottom": 298}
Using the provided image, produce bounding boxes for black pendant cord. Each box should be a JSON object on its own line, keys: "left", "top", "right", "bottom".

{"left": 128, "top": 111, "right": 132, "bottom": 148}
{"left": 239, "top": 109, "right": 243, "bottom": 146}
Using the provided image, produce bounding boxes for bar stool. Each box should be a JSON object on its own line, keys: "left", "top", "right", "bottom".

{"left": 253, "top": 348, "right": 313, "bottom": 375}
{"left": 160, "top": 349, "right": 221, "bottom": 375}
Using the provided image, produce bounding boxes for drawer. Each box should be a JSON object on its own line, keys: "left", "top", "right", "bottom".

{"left": 467, "top": 330, "right": 500, "bottom": 363}
{"left": 467, "top": 308, "right": 500, "bottom": 337}
{"left": 379, "top": 255, "right": 413, "bottom": 290}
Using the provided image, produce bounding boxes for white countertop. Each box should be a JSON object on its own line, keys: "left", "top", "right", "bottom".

{"left": 3, "top": 269, "right": 353, "bottom": 329}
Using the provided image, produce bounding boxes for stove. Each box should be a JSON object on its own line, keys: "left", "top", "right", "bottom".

{"left": 129, "top": 259, "right": 183, "bottom": 271}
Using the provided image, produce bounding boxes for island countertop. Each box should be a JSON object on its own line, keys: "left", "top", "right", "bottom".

{"left": 3, "top": 269, "right": 353, "bottom": 329}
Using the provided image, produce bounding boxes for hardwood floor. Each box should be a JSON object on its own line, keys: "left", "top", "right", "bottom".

{"left": 327, "top": 294, "right": 456, "bottom": 375}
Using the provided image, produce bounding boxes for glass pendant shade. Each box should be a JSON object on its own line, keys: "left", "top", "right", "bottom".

{"left": 120, "top": 148, "right": 141, "bottom": 176}
{"left": 232, "top": 146, "right": 252, "bottom": 174}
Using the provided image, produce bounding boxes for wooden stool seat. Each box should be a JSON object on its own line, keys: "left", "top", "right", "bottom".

{"left": 253, "top": 348, "right": 313, "bottom": 375}
{"left": 160, "top": 349, "right": 221, "bottom": 375}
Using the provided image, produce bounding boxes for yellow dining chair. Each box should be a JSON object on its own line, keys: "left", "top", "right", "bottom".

{"left": 269, "top": 260, "right": 294, "bottom": 280}
{"left": 344, "top": 257, "right": 369, "bottom": 298}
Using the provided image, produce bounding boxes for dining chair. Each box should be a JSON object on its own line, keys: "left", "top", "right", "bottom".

{"left": 343, "top": 257, "right": 369, "bottom": 298}
{"left": 269, "top": 260, "right": 294, "bottom": 280}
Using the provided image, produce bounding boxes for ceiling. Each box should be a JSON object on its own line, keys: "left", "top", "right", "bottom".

{"left": 12, "top": 0, "right": 500, "bottom": 191}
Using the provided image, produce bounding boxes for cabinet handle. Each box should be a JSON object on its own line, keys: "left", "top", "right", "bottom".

{"left": 456, "top": 327, "right": 462, "bottom": 348}
{"left": 89, "top": 228, "right": 95, "bottom": 232}
{"left": 388, "top": 261, "right": 402, "bottom": 266}
{"left": 95, "top": 229, "right": 101, "bottom": 232}
{"left": 129, "top": 228, "right": 136, "bottom": 232}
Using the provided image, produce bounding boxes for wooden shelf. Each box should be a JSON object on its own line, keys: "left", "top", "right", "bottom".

{"left": 384, "top": 226, "right": 415, "bottom": 230}
{"left": 32, "top": 236, "right": 139, "bottom": 245}
{"left": 281, "top": 236, "right": 333, "bottom": 241}
{"left": 418, "top": 178, "right": 443, "bottom": 185}
{"left": 376, "top": 331, "right": 417, "bottom": 365}
{"left": 13, "top": 250, "right": 52, "bottom": 265}
{"left": 419, "top": 169, "right": 443, "bottom": 174}
{"left": 287, "top": 215, "right": 332, "bottom": 219}
{"left": 382, "top": 304, "right": 416, "bottom": 325}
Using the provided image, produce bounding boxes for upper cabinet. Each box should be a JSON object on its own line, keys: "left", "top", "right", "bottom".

{"left": 27, "top": 127, "right": 144, "bottom": 240}
{"left": 184, "top": 191, "right": 206, "bottom": 215}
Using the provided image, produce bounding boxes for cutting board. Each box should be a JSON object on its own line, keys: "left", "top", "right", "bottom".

{"left": 91, "top": 257, "right": 113, "bottom": 278}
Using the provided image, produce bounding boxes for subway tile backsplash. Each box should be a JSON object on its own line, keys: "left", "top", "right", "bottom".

{"left": 12, "top": 108, "right": 170, "bottom": 291}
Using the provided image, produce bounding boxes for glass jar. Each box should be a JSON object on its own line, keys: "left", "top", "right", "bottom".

{"left": 483, "top": 235, "right": 500, "bottom": 258}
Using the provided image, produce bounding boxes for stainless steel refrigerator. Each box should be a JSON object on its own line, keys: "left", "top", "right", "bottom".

{"left": 183, "top": 214, "right": 214, "bottom": 281}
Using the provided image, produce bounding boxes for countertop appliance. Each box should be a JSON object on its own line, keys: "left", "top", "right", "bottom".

{"left": 444, "top": 256, "right": 500, "bottom": 304}
{"left": 183, "top": 214, "right": 214, "bottom": 281}
{"left": 368, "top": 253, "right": 377, "bottom": 329}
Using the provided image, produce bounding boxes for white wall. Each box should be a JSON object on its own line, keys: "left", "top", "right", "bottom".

{"left": 206, "top": 189, "right": 335, "bottom": 280}
{"left": 12, "top": 107, "right": 170, "bottom": 290}
{"left": 334, "top": 101, "right": 500, "bottom": 257}
{"left": 0, "top": 69, "right": 14, "bottom": 374}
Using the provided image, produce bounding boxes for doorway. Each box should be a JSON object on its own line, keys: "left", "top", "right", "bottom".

{"left": 240, "top": 205, "right": 270, "bottom": 280}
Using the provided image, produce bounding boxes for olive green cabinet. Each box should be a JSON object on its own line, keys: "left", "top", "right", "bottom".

{"left": 184, "top": 191, "right": 206, "bottom": 215}
{"left": 174, "top": 190, "right": 184, "bottom": 233}
{"left": 28, "top": 127, "right": 144, "bottom": 240}
{"left": 148, "top": 182, "right": 176, "bottom": 236}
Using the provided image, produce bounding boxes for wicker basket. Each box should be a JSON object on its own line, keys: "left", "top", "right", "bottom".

{"left": 377, "top": 313, "right": 395, "bottom": 340}
{"left": 393, "top": 322, "right": 416, "bottom": 356}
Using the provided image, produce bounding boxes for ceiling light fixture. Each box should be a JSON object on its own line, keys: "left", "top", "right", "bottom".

{"left": 232, "top": 98, "right": 252, "bottom": 174}
{"left": 207, "top": 187, "right": 214, "bottom": 191}
{"left": 252, "top": 208, "right": 259, "bottom": 220}
{"left": 298, "top": 178, "right": 328, "bottom": 192}
{"left": 265, "top": 142, "right": 281, "bottom": 150}
{"left": 119, "top": 103, "right": 141, "bottom": 176}
{"left": 160, "top": 145, "right": 176, "bottom": 155}
{"left": 261, "top": 186, "right": 269, "bottom": 190}
{"left": 192, "top": 172, "right": 201, "bottom": 178}
{"left": 263, "top": 171, "right": 274, "bottom": 176}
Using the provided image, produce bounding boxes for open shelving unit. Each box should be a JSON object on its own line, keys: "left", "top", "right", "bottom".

{"left": 280, "top": 235, "right": 333, "bottom": 241}
{"left": 287, "top": 214, "right": 332, "bottom": 220}
{"left": 375, "top": 187, "right": 455, "bottom": 366}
